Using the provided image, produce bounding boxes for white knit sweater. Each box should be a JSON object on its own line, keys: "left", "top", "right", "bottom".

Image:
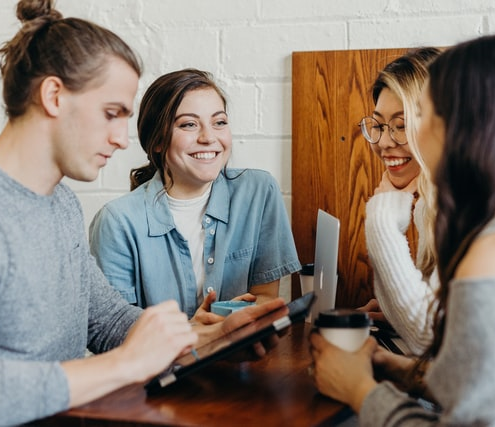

{"left": 365, "top": 191, "right": 438, "bottom": 355}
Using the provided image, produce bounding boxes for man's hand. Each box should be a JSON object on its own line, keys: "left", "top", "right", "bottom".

{"left": 119, "top": 300, "right": 198, "bottom": 382}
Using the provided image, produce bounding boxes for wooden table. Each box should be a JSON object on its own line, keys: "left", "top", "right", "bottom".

{"left": 38, "top": 322, "right": 352, "bottom": 427}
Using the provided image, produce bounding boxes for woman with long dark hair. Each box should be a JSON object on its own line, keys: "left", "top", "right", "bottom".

{"left": 310, "top": 35, "right": 495, "bottom": 425}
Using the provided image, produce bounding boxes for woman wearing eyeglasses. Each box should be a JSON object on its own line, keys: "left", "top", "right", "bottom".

{"left": 358, "top": 48, "right": 442, "bottom": 356}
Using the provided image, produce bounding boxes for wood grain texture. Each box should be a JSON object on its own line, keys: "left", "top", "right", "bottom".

{"left": 292, "top": 48, "right": 418, "bottom": 308}
{"left": 37, "top": 323, "right": 349, "bottom": 427}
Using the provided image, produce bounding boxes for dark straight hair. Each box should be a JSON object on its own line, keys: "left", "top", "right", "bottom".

{"left": 423, "top": 35, "right": 495, "bottom": 361}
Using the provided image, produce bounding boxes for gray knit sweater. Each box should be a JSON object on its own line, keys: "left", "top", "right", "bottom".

{"left": 0, "top": 169, "right": 142, "bottom": 426}
{"left": 360, "top": 218, "right": 495, "bottom": 426}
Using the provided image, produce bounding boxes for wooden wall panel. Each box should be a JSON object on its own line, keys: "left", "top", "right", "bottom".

{"left": 291, "top": 48, "right": 414, "bottom": 308}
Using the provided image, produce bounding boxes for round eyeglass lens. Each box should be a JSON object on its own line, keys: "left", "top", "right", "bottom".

{"left": 360, "top": 117, "right": 407, "bottom": 145}
{"left": 360, "top": 117, "right": 380, "bottom": 143}
{"left": 389, "top": 117, "right": 407, "bottom": 144}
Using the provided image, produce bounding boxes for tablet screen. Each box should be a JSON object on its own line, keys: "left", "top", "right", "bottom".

{"left": 145, "top": 292, "right": 315, "bottom": 394}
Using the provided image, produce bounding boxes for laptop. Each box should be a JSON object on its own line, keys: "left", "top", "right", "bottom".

{"left": 145, "top": 291, "right": 316, "bottom": 395}
{"left": 310, "top": 209, "right": 410, "bottom": 355}
{"left": 310, "top": 209, "right": 340, "bottom": 321}
{"left": 370, "top": 323, "right": 411, "bottom": 355}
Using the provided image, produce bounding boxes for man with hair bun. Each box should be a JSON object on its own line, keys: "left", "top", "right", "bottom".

{"left": 0, "top": 1, "right": 284, "bottom": 425}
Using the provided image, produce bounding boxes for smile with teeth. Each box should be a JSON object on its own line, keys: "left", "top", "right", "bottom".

{"left": 191, "top": 152, "right": 217, "bottom": 160}
{"left": 383, "top": 157, "right": 411, "bottom": 167}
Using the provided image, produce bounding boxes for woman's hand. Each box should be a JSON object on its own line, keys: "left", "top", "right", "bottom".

{"left": 190, "top": 290, "right": 224, "bottom": 325}
{"left": 191, "top": 292, "right": 258, "bottom": 325}
{"left": 372, "top": 345, "right": 416, "bottom": 383}
{"left": 193, "top": 297, "right": 287, "bottom": 360}
{"left": 356, "top": 298, "right": 387, "bottom": 323}
{"left": 310, "top": 332, "right": 378, "bottom": 412}
{"left": 232, "top": 292, "right": 257, "bottom": 303}
{"left": 222, "top": 297, "right": 286, "bottom": 359}
{"left": 372, "top": 347, "right": 430, "bottom": 398}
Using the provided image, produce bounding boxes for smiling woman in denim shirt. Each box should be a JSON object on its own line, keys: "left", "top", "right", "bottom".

{"left": 89, "top": 69, "right": 301, "bottom": 324}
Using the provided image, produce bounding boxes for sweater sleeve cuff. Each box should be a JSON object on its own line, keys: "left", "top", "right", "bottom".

{"left": 366, "top": 191, "right": 414, "bottom": 234}
{"left": 359, "top": 381, "right": 436, "bottom": 427}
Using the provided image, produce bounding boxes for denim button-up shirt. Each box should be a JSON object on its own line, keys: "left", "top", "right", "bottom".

{"left": 89, "top": 169, "right": 301, "bottom": 318}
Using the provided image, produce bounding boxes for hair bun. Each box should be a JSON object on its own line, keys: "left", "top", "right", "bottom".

{"left": 16, "top": 0, "right": 62, "bottom": 23}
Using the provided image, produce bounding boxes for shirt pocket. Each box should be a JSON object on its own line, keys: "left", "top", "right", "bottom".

{"left": 225, "top": 246, "right": 253, "bottom": 263}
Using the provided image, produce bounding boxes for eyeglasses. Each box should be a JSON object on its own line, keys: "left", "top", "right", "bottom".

{"left": 358, "top": 116, "right": 407, "bottom": 145}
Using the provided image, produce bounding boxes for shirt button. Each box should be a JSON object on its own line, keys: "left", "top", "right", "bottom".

{"left": 207, "top": 286, "right": 214, "bottom": 294}
{"left": 207, "top": 257, "right": 214, "bottom": 264}
{"left": 205, "top": 218, "right": 211, "bottom": 224}
{"left": 209, "top": 229, "right": 215, "bottom": 235}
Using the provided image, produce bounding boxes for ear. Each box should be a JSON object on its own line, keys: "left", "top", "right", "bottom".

{"left": 39, "top": 76, "right": 64, "bottom": 117}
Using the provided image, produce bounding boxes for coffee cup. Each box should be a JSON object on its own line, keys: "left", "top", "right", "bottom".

{"left": 314, "top": 309, "right": 371, "bottom": 352}
{"left": 299, "top": 263, "right": 314, "bottom": 295}
{"left": 299, "top": 263, "right": 314, "bottom": 322}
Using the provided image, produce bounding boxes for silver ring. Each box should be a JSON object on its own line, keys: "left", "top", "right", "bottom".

{"left": 307, "top": 364, "right": 315, "bottom": 376}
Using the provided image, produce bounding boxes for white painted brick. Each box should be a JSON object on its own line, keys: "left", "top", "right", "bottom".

{"left": 261, "top": 0, "right": 392, "bottom": 20}
{"left": 78, "top": 193, "right": 125, "bottom": 234}
{"left": 387, "top": 0, "right": 495, "bottom": 14}
{"left": 260, "top": 82, "right": 292, "bottom": 136}
{"left": 349, "top": 15, "right": 485, "bottom": 49}
{"left": 57, "top": 0, "right": 142, "bottom": 21}
{"left": 99, "top": 141, "right": 148, "bottom": 190}
{"left": 140, "top": 0, "right": 258, "bottom": 25}
{"left": 1, "top": 0, "right": 494, "bottom": 234}
{"left": 230, "top": 139, "right": 292, "bottom": 193}
{"left": 223, "top": 23, "right": 347, "bottom": 78}
{"left": 153, "top": 29, "right": 220, "bottom": 75}
{"left": 221, "top": 81, "right": 258, "bottom": 136}
{"left": 488, "top": 14, "right": 495, "bottom": 32}
{"left": 0, "top": 5, "right": 18, "bottom": 41}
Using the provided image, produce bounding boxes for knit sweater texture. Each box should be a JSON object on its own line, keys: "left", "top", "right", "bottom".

{"left": 360, "top": 218, "right": 495, "bottom": 426}
{"left": 0, "top": 169, "right": 142, "bottom": 426}
{"left": 365, "top": 191, "right": 439, "bottom": 354}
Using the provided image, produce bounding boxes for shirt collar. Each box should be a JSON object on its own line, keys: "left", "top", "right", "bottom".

{"left": 205, "top": 171, "right": 230, "bottom": 224}
{"left": 144, "top": 171, "right": 231, "bottom": 236}
{"left": 144, "top": 172, "right": 174, "bottom": 236}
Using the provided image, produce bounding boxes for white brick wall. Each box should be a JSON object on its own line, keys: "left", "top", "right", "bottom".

{"left": 0, "top": 0, "right": 493, "bottom": 299}
{"left": 1, "top": 0, "right": 492, "bottom": 226}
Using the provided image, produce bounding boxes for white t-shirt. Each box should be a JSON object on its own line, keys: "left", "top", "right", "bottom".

{"left": 166, "top": 186, "right": 211, "bottom": 304}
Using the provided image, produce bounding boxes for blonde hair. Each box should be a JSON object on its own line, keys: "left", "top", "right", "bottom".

{"left": 372, "top": 48, "right": 442, "bottom": 279}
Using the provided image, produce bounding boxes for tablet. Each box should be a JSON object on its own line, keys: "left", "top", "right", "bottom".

{"left": 145, "top": 292, "right": 316, "bottom": 395}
